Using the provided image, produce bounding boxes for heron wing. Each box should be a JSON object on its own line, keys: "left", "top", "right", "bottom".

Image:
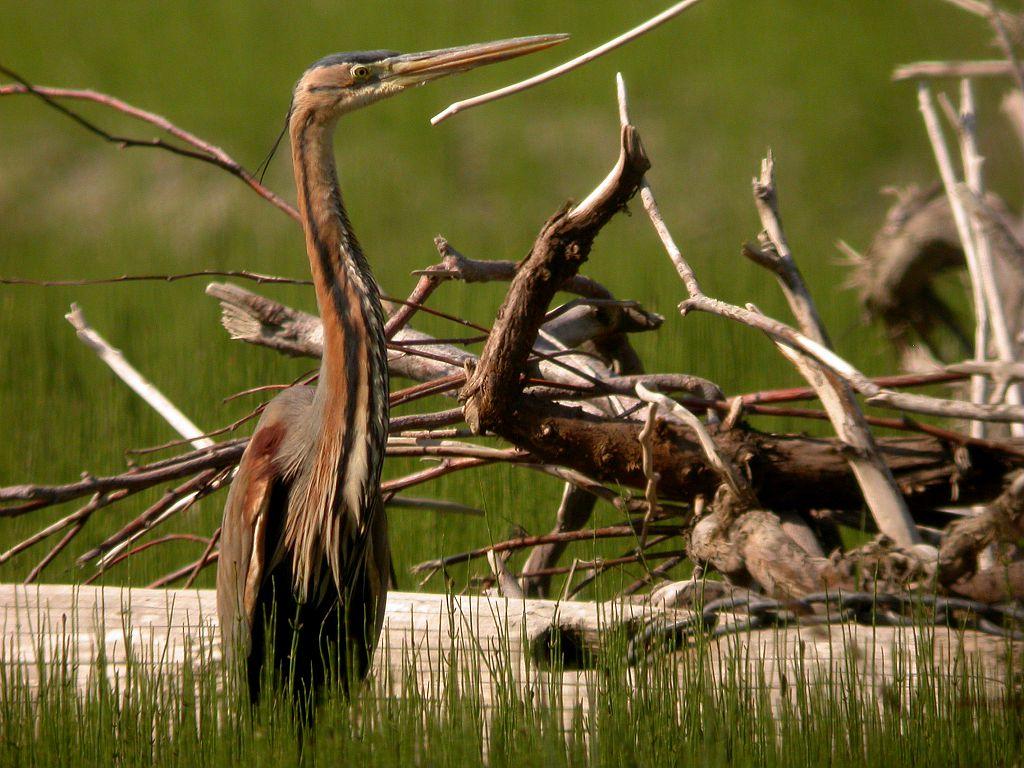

{"left": 216, "top": 418, "right": 289, "bottom": 660}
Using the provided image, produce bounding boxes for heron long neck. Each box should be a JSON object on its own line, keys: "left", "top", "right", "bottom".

{"left": 286, "top": 110, "right": 389, "bottom": 594}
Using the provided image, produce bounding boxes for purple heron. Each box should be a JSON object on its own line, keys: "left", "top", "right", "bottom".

{"left": 216, "top": 35, "right": 566, "bottom": 704}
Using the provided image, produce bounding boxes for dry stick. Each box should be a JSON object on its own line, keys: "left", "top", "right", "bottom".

{"left": 893, "top": 60, "right": 1015, "bottom": 80}
{"left": 128, "top": 404, "right": 266, "bottom": 456}
{"left": 385, "top": 440, "right": 531, "bottom": 463}
{"left": 430, "top": 0, "right": 706, "bottom": 124}
{"left": 0, "top": 79, "right": 299, "bottom": 221}
{"left": 410, "top": 524, "right": 684, "bottom": 575}
{"left": 83, "top": 468, "right": 220, "bottom": 566}
{"left": 383, "top": 236, "right": 454, "bottom": 340}
{"left": 866, "top": 389, "right": 1024, "bottom": 423}
{"left": 520, "top": 547, "right": 685, "bottom": 579}
{"left": 619, "top": 554, "right": 686, "bottom": 596}
{"left": 985, "top": 0, "right": 1024, "bottom": 95}
{"left": 610, "top": 77, "right": 1023, "bottom": 426}
{"left": 746, "top": 154, "right": 919, "bottom": 546}
{"left": 634, "top": 383, "right": 756, "bottom": 506}
{"left": 940, "top": 0, "right": 1024, "bottom": 42}
{"left": 381, "top": 457, "right": 491, "bottom": 495}
{"left": 0, "top": 491, "right": 120, "bottom": 565}
{"left": 83, "top": 533, "right": 211, "bottom": 585}
{"left": 389, "top": 373, "right": 466, "bottom": 408}
{"left": 638, "top": 403, "right": 661, "bottom": 545}
{"left": 411, "top": 244, "right": 614, "bottom": 300}
{"left": 183, "top": 527, "right": 221, "bottom": 589}
{"left": 1, "top": 270, "right": 309, "bottom": 287}
{"left": 948, "top": 359, "right": 1024, "bottom": 383}
{"left": 0, "top": 439, "right": 244, "bottom": 509}
{"left": 66, "top": 304, "right": 214, "bottom": 450}
{"left": 388, "top": 408, "right": 466, "bottom": 433}
{"left": 385, "top": 496, "right": 484, "bottom": 517}
{"left": 953, "top": 79, "right": 1024, "bottom": 438}
{"left": 229, "top": 271, "right": 961, "bottom": 401}
{"left": 23, "top": 521, "right": 85, "bottom": 584}
{"left": 919, "top": 83, "right": 996, "bottom": 435}
{"left": 565, "top": 533, "right": 677, "bottom": 599}
{"left": 486, "top": 551, "right": 526, "bottom": 599}
{"left": 148, "top": 551, "right": 219, "bottom": 589}
{"left": 95, "top": 467, "right": 230, "bottom": 566}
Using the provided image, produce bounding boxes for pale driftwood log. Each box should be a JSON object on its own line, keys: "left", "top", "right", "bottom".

{"left": 1, "top": 584, "right": 1017, "bottom": 721}
{"left": 747, "top": 153, "right": 919, "bottom": 546}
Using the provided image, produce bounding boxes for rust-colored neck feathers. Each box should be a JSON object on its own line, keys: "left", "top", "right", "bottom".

{"left": 284, "top": 105, "right": 389, "bottom": 600}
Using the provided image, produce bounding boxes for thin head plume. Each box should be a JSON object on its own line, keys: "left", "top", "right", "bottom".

{"left": 256, "top": 109, "right": 290, "bottom": 184}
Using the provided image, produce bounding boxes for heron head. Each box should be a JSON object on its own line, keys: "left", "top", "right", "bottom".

{"left": 289, "top": 34, "right": 568, "bottom": 123}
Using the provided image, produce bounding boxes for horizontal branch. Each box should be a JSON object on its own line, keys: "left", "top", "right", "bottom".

{"left": 411, "top": 524, "right": 685, "bottom": 574}
{"left": 893, "top": 60, "right": 1014, "bottom": 81}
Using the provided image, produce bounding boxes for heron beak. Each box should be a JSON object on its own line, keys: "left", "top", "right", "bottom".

{"left": 385, "top": 34, "right": 569, "bottom": 87}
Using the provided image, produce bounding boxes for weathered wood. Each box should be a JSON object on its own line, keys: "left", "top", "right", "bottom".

{"left": 0, "top": 584, "right": 1017, "bottom": 726}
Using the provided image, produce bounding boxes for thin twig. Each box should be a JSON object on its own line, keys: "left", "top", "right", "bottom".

{"left": 0, "top": 77, "right": 299, "bottom": 221}
{"left": 0, "top": 270, "right": 309, "bottom": 287}
{"left": 147, "top": 551, "right": 219, "bottom": 589}
{"left": 23, "top": 521, "right": 85, "bottom": 584}
{"left": 410, "top": 524, "right": 684, "bottom": 575}
{"left": 430, "top": 0, "right": 706, "bottom": 124}
{"left": 183, "top": 527, "right": 221, "bottom": 589}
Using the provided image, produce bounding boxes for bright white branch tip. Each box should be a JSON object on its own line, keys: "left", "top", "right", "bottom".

{"left": 430, "top": 0, "right": 706, "bottom": 125}
{"left": 65, "top": 303, "right": 214, "bottom": 450}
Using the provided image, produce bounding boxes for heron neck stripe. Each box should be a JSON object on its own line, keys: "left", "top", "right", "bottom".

{"left": 295, "top": 121, "right": 386, "bottom": 550}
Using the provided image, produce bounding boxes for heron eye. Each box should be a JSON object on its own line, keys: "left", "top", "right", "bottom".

{"left": 351, "top": 65, "right": 371, "bottom": 80}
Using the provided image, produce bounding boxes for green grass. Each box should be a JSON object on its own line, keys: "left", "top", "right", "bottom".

{"left": 0, "top": 0, "right": 1010, "bottom": 591}
{"left": 0, "top": 601, "right": 1021, "bottom": 767}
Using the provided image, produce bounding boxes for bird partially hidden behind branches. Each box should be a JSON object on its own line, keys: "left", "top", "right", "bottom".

{"left": 215, "top": 35, "right": 568, "bottom": 712}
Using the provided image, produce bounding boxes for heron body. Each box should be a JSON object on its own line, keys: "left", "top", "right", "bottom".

{"left": 215, "top": 34, "right": 567, "bottom": 705}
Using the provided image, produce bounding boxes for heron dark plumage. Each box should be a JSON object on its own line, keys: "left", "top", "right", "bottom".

{"left": 215, "top": 34, "right": 567, "bottom": 711}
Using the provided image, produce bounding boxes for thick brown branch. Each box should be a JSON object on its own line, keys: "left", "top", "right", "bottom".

{"left": 461, "top": 124, "right": 650, "bottom": 433}
{"left": 494, "top": 395, "right": 1023, "bottom": 513}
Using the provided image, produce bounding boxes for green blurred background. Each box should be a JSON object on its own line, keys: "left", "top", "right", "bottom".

{"left": 0, "top": 1, "right": 1012, "bottom": 591}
